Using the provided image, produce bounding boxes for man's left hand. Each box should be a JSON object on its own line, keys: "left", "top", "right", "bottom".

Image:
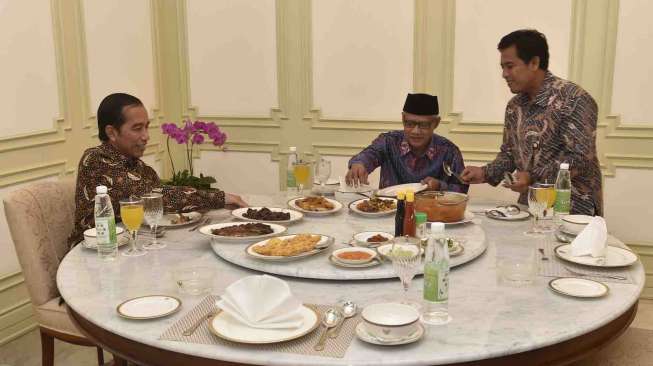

{"left": 421, "top": 177, "right": 441, "bottom": 191}
{"left": 504, "top": 171, "right": 530, "bottom": 193}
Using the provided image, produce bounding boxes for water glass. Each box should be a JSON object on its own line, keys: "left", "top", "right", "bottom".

{"left": 389, "top": 239, "right": 423, "bottom": 308}
{"left": 497, "top": 243, "right": 537, "bottom": 287}
{"left": 315, "top": 158, "right": 332, "bottom": 194}
{"left": 119, "top": 197, "right": 146, "bottom": 257}
{"left": 142, "top": 193, "right": 165, "bottom": 250}
{"left": 526, "top": 184, "right": 555, "bottom": 235}
{"left": 174, "top": 267, "right": 214, "bottom": 296}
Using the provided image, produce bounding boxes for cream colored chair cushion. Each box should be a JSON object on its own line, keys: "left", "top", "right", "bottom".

{"left": 35, "top": 297, "right": 84, "bottom": 337}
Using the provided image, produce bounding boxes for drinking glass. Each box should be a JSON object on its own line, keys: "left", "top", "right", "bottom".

{"left": 526, "top": 184, "right": 556, "bottom": 235}
{"left": 389, "top": 239, "right": 423, "bottom": 308}
{"left": 142, "top": 193, "right": 165, "bottom": 250}
{"left": 119, "top": 197, "right": 146, "bottom": 257}
{"left": 315, "top": 158, "right": 332, "bottom": 194}
{"left": 293, "top": 161, "right": 311, "bottom": 196}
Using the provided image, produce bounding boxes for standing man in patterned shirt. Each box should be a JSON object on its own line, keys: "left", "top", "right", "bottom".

{"left": 69, "top": 93, "right": 247, "bottom": 245}
{"left": 461, "top": 29, "right": 603, "bottom": 216}
{"left": 346, "top": 93, "right": 468, "bottom": 193}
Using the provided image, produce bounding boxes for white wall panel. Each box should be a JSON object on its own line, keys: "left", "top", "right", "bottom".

{"left": 604, "top": 169, "right": 653, "bottom": 244}
{"left": 312, "top": 0, "right": 413, "bottom": 120}
{"left": 611, "top": 0, "right": 653, "bottom": 123}
{"left": 453, "top": 0, "right": 571, "bottom": 122}
{"left": 83, "top": 0, "right": 156, "bottom": 114}
{"left": 186, "top": 0, "right": 277, "bottom": 116}
{"left": 0, "top": 1, "right": 59, "bottom": 136}
{"left": 196, "top": 152, "right": 279, "bottom": 195}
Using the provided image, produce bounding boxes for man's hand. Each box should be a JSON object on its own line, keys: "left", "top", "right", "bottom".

{"left": 345, "top": 163, "right": 369, "bottom": 187}
{"left": 225, "top": 193, "right": 248, "bottom": 208}
{"left": 460, "top": 166, "right": 485, "bottom": 184}
{"left": 421, "top": 177, "right": 441, "bottom": 191}
{"left": 504, "top": 171, "right": 530, "bottom": 193}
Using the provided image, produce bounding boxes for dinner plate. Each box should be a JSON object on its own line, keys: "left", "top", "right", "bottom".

{"left": 116, "top": 295, "right": 181, "bottom": 320}
{"left": 377, "top": 183, "right": 427, "bottom": 197}
{"left": 431, "top": 211, "right": 475, "bottom": 226}
{"left": 348, "top": 198, "right": 398, "bottom": 217}
{"left": 355, "top": 322, "right": 424, "bottom": 346}
{"left": 485, "top": 209, "right": 530, "bottom": 221}
{"left": 329, "top": 255, "right": 381, "bottom": 268}
{"left": 199, "top": 222, "right": 286, "bottom": 243}
{"left": 159, "top": 212, "right": 203, "bottom": 228}
{"left": 246, "top": 234, "right": 333, "bottom": 261}
{"left": 353, "top": 231, "right": 394, "bottom": 246}
{"left": 548, "top": 277, "right": 609, "bottom": 298}
{"left": 231, "top": 207, "right": 303, "bottom": 224}
{"left": 82, "top": 234, "right": 130, "bottom": 250}
{"left": 554, "top": 244, "right": 638, "bottom": 268}
{"left": 287, "top": 197, "right": 343, "bottom": 216}
{"left": 209, "top": 305, "right": 319, "bottom": 344}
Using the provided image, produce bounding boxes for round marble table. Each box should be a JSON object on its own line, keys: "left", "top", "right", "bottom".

{"left": 57, "top": 195, "right": 643, "bottom": 366}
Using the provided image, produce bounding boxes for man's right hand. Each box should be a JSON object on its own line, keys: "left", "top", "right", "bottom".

{"left": 345, "top": 163, "right": 369, "bottom": 187}
{"left": 460, "top": 166, "right": 485, "bottom": 184}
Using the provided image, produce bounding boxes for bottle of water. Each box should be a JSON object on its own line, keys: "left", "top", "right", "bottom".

{"left": 421, "top": 222, "right": 451, "bottom": 325}
{"left": 554, "top": 162, "right": 571, "bottom": 225}
{"left": 94, "top": 185, "right": 117, "bottom": 260}
{"left": 287, "top": 147, "right": 298, "bottom": 190}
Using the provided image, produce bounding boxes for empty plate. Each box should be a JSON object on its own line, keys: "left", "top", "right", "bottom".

{"left": 548, "top": 277, "right": 609, "bottom": 298}
{"left": 117, "top": 295, "right": 182, "bottom": 320}
{"left": 355, "top": 322, "right": 424, "bottom": 346}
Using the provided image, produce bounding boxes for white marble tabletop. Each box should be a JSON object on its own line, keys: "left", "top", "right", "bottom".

{"left": 56, "top": 194, "right": 644, "bottom": 366}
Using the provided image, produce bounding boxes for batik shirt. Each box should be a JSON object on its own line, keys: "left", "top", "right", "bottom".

{"left": 349, "top": 131, "right": 468, "bottom": 193}
{"left": 68, "top": 142, "right": 225, "bottom": 245}
{"left": 483, "top": 71, "right": 603, "bottom": 216}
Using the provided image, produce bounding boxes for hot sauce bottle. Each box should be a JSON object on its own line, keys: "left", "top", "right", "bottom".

{"left": 403, "top": 189, "right": 416, "bottom": 237}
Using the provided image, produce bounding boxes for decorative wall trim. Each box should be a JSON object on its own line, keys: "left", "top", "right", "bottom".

{"left": 0, "top": 160, "right": 69, "bottom": 188}
{"left": 0, "top": 272, "right": 36, "bottom": 346}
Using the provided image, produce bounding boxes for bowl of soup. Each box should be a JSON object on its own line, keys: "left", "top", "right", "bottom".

{"left": 414, "top": 191, "right": 468, "bottom": 223}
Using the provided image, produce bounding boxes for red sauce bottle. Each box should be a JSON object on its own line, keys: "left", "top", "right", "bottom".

{"left": 403, "top": 190, "right": 416, "bottom": 237}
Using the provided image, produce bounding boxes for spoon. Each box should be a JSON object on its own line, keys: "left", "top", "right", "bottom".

{"left": 314, "top": 309, "right": 341, "bottom": 351}
{"left": 443, "top": 162, "right": 465, "bottom": 184}
{"left": 538, "top": 248, "right": 549, "bottom": 260}
{"left": 329, "top": 301, "right": 357, "bottom": 338}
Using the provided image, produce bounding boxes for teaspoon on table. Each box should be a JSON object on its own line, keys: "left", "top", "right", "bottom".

{"left": 329, "top": 301, "right": 357, "bottom": 339}
{"left": 314, "top": 309, "right": 341, "bottom": 351}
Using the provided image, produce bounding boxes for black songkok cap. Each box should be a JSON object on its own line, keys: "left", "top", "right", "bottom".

{"left": 403, "top": 93, "right": 439, "bottom": 116}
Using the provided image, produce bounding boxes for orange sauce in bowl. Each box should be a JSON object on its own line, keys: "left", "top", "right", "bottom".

{"left": 337, "top": 251, "right": 372, "bottom": 260}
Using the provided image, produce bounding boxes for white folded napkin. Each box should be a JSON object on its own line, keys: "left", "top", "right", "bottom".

{"left": 216, "top": 275, "right": 304, "bottom": 329}
{"left": 571, "top": 216, "right": 607, "bottom": 258}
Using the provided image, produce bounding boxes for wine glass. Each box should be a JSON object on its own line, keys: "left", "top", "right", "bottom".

{"left": 119, "top": 197, "right": 146, "bottom": 257}
{"left": 142, "top": 193, "right": 165, "bottom": 250}
{"left": 389, "top": 238, "right": 423, "bottom": 308}
{"left": 293, "top": 161, "right": 311, "bottom": 196}
{"left": 526, "top": 184, "right": 555, "bottom": 235}
{"left": 315, "top": 158, "right": 332, "bottom": 194}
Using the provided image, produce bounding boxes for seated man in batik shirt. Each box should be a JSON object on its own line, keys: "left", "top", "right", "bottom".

{"left": 68, "top": 93, "right": 248, "bottom": 245}
{"left": 346, "top": 93, "right": 468, "bottom": 193}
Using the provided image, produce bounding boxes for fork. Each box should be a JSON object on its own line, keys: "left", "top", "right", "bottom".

{"left": 563, "top": 266, "right": 627, "bottom": 280}
{"left": 189, "top": 217, "right": 210, "bottom": 232}
{"left": 443, "top": 162, "right": 465, "bottom": 184}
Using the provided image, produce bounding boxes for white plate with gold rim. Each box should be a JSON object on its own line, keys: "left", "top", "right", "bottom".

{"left": 208, "top": 306, "right": 319, "bottom": 344}
{"left": 116, "top": 295, "right": 181, "bottom": 320}
{"left": 348, "top": 198, "right": 397, "bottom": 217}
{"left": 82, "top": 233, "right": 130, "bottom": 250}
{"left": 231, "top": 207, "right": 303, "bottom": 224}
{"left": 355, "top": 322, "right": 424, "bottom": 346}
{"left": 377, "top": 183, "right": 427, "bottom": 197}
{"left": 159, "top": 212, "right": 203, "bottom": 228}
{"left": 287, "top": 197, "right": 343, "bottom": 216}
{"left": 554, "top": 244, "right": 638, "bottom": 268}
{"left": 548, "top": 277, "right": 609, "bottom": 298}
{"left": 246, "top": 234, "right": 333, "bottom": 262}
{"left": 329, "top": 255, "right": 381, "bottom": 268}
{"left": 199, "top": 222, "right": 286, "bottom": 243}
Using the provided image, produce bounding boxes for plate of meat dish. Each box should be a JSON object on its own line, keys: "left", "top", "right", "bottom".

{"left": 159, "top": 211, "right": 203, "bottom": 228}
{"left": 199, "top": 222, "right": 286, "bottom": 242}
{"left": 348, "top": 197, "right": 397, "bottom": 217}
{"left": 287, "top": 196, "right": 343, "bottom": 216}
{"left": 231, "top": 207, "right": 303, "bottom": 224}
{"left": 246, "top": 234, "right": 333, "bottom": 262}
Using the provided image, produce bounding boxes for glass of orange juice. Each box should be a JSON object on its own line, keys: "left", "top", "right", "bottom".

{"left": 293, "top": 161, "right": 311, "bottom": 196}
{"left": 120, "top": 197, "right": 146, "bottom": 257}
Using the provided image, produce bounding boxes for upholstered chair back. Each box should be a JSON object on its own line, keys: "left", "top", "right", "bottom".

{"left": 3, "top": 179, "right": 77, "bottom": 306}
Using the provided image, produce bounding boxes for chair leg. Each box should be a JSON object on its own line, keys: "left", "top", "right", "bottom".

{"left": 40, "top": 328, "right": 55, "bottom": 366}
{"left": 96, "top": 346, "right": 105, "bottom": 365}
{"left": 112, "top": 354, "right": 128, "bottom": 366}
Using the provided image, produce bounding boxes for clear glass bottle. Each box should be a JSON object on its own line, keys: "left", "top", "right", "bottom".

{"left": 421, "top": 222, "right": 451, "bottom": 325}
{"left": 94, "top": 185, "right": 118, "bottom": 260}
{"left": 554, "top": 162, "right": 571, "bottom": 225}
{"left": 287, "top": 147, "right": 298, "bottom": 190}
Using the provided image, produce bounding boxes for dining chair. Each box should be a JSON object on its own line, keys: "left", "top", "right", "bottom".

{"left": 3, "top": 178, "right": 105, "bottom": 366}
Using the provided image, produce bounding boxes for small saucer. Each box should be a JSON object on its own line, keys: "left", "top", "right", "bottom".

{"left": 117, "top": 295, "right": 182, "bottom": 320}
{"left": 329, "top": 255, "right": 381, "bottom": 268}
{"left": 355, "top": 322, "right": 424, "bottom": 345}
{"left": 548, "top": 277, "right": 609, "bottom": 298}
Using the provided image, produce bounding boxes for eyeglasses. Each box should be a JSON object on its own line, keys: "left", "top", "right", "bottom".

{"left": 403, "top": 120, "right": 433, "bottom": 130}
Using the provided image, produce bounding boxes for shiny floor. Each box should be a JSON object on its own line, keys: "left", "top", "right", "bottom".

{"left": 1, "top": 299, "right": 653, "bottom": 366}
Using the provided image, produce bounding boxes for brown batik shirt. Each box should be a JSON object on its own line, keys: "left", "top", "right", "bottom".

{"left": 483, "top": 71, "right": 603, "bottom": 216}
{"left": 68, "top": 142, "right": 225, "bottom": 245}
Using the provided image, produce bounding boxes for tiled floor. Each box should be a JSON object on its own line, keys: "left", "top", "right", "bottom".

{"left": 2, "top": 299, "right": 653, "bottom": 365}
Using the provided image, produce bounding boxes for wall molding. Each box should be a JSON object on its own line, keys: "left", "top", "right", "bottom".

{"left": 0, "top": 272, "right": 36, "bottom": 346}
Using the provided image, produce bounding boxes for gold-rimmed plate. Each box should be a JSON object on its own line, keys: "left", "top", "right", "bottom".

{"left": 348, "top": 198, "right": 398, "bottom": 217}
{"left": 159, "top": 212, "right": 203, "bottom": 228}
{"left": 208, "top": 306, "right": 319, "bottom": 344}
{"left": 246, "top": 234, "right": 333, "bottom": 262}
{"left": 199, "top": 222, "right": 287, "bottom": 243}
{"left": 116, "top": 295, "right": 181, "bottom": 320}
{"left": 329, "top": 254, "right": 381, "bottom": 268}
{"left": 548, "top": 277, "right": 609, "bottom": 298}
{"left": 231, "top": 207, "right": 303, "bottom": 224}
{"left": 554, "top": 244, "right": 638, "bottom": 268}
{"left": 287, "top": 197, "right": 343, "bottom": 216}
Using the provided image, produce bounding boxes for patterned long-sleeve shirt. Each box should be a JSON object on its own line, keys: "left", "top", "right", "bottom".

{"left": 483, "top": 71, "right": 603, "bottom": 216}
{"left": 68, "top": 142, "right": 225, "bottom": 245}
{"left": 349, "top": 131, "right": 468, "bottom": 193}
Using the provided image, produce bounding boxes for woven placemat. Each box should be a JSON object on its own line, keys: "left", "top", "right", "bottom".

{"left": 159, "top": 295, "right": 359, "bottom": 358}
{"left": 538, "top": 240, "right": 635, "bottom": 284}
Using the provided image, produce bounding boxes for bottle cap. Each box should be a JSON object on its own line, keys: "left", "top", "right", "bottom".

{"left": 405, "top": 190, "right": 414, "bottom": 202}
{"left": 415, "top": 212, "right": 427, "bottom": 225}
{"left": 96, "top": 185, "right": 108, "bottom": 194}
{"left": 396, "top": 190, "right": 406, "bottom": 200}
{"left": 289, "top": 146, "right": 297, "bottom": 152}
{"left": 560, "top": 162, "right": 569, "bottom": 170}
{"left": 430, "top": 222, "right": 445, "bottom": 233}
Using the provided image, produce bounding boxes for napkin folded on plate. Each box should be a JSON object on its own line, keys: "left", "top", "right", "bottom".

{"left": 571, "top": 216, "right": 607, "bottom": 258}
{"left": 216, "top": 275, "right": 304, "bottom": 329}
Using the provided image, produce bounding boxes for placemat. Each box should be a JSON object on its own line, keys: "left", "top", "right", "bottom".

{"left": 538, "top": 240, "right": 635, "bottom": 284}
{"left": 159, "top": 295, "right": 359, "bottom": 358}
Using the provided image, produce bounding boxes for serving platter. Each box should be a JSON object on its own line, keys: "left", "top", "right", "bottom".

{"left": 245, "top": 234, "right": 333, "bottom": 262}
{"left": 287, "top": 197, "right": 343, "bottom": 216}
{"left": 231, "top": 207, "right": 303, "bottom": 224}
{"left": 199, "top": 222, "right": 286, "bottom": 243}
